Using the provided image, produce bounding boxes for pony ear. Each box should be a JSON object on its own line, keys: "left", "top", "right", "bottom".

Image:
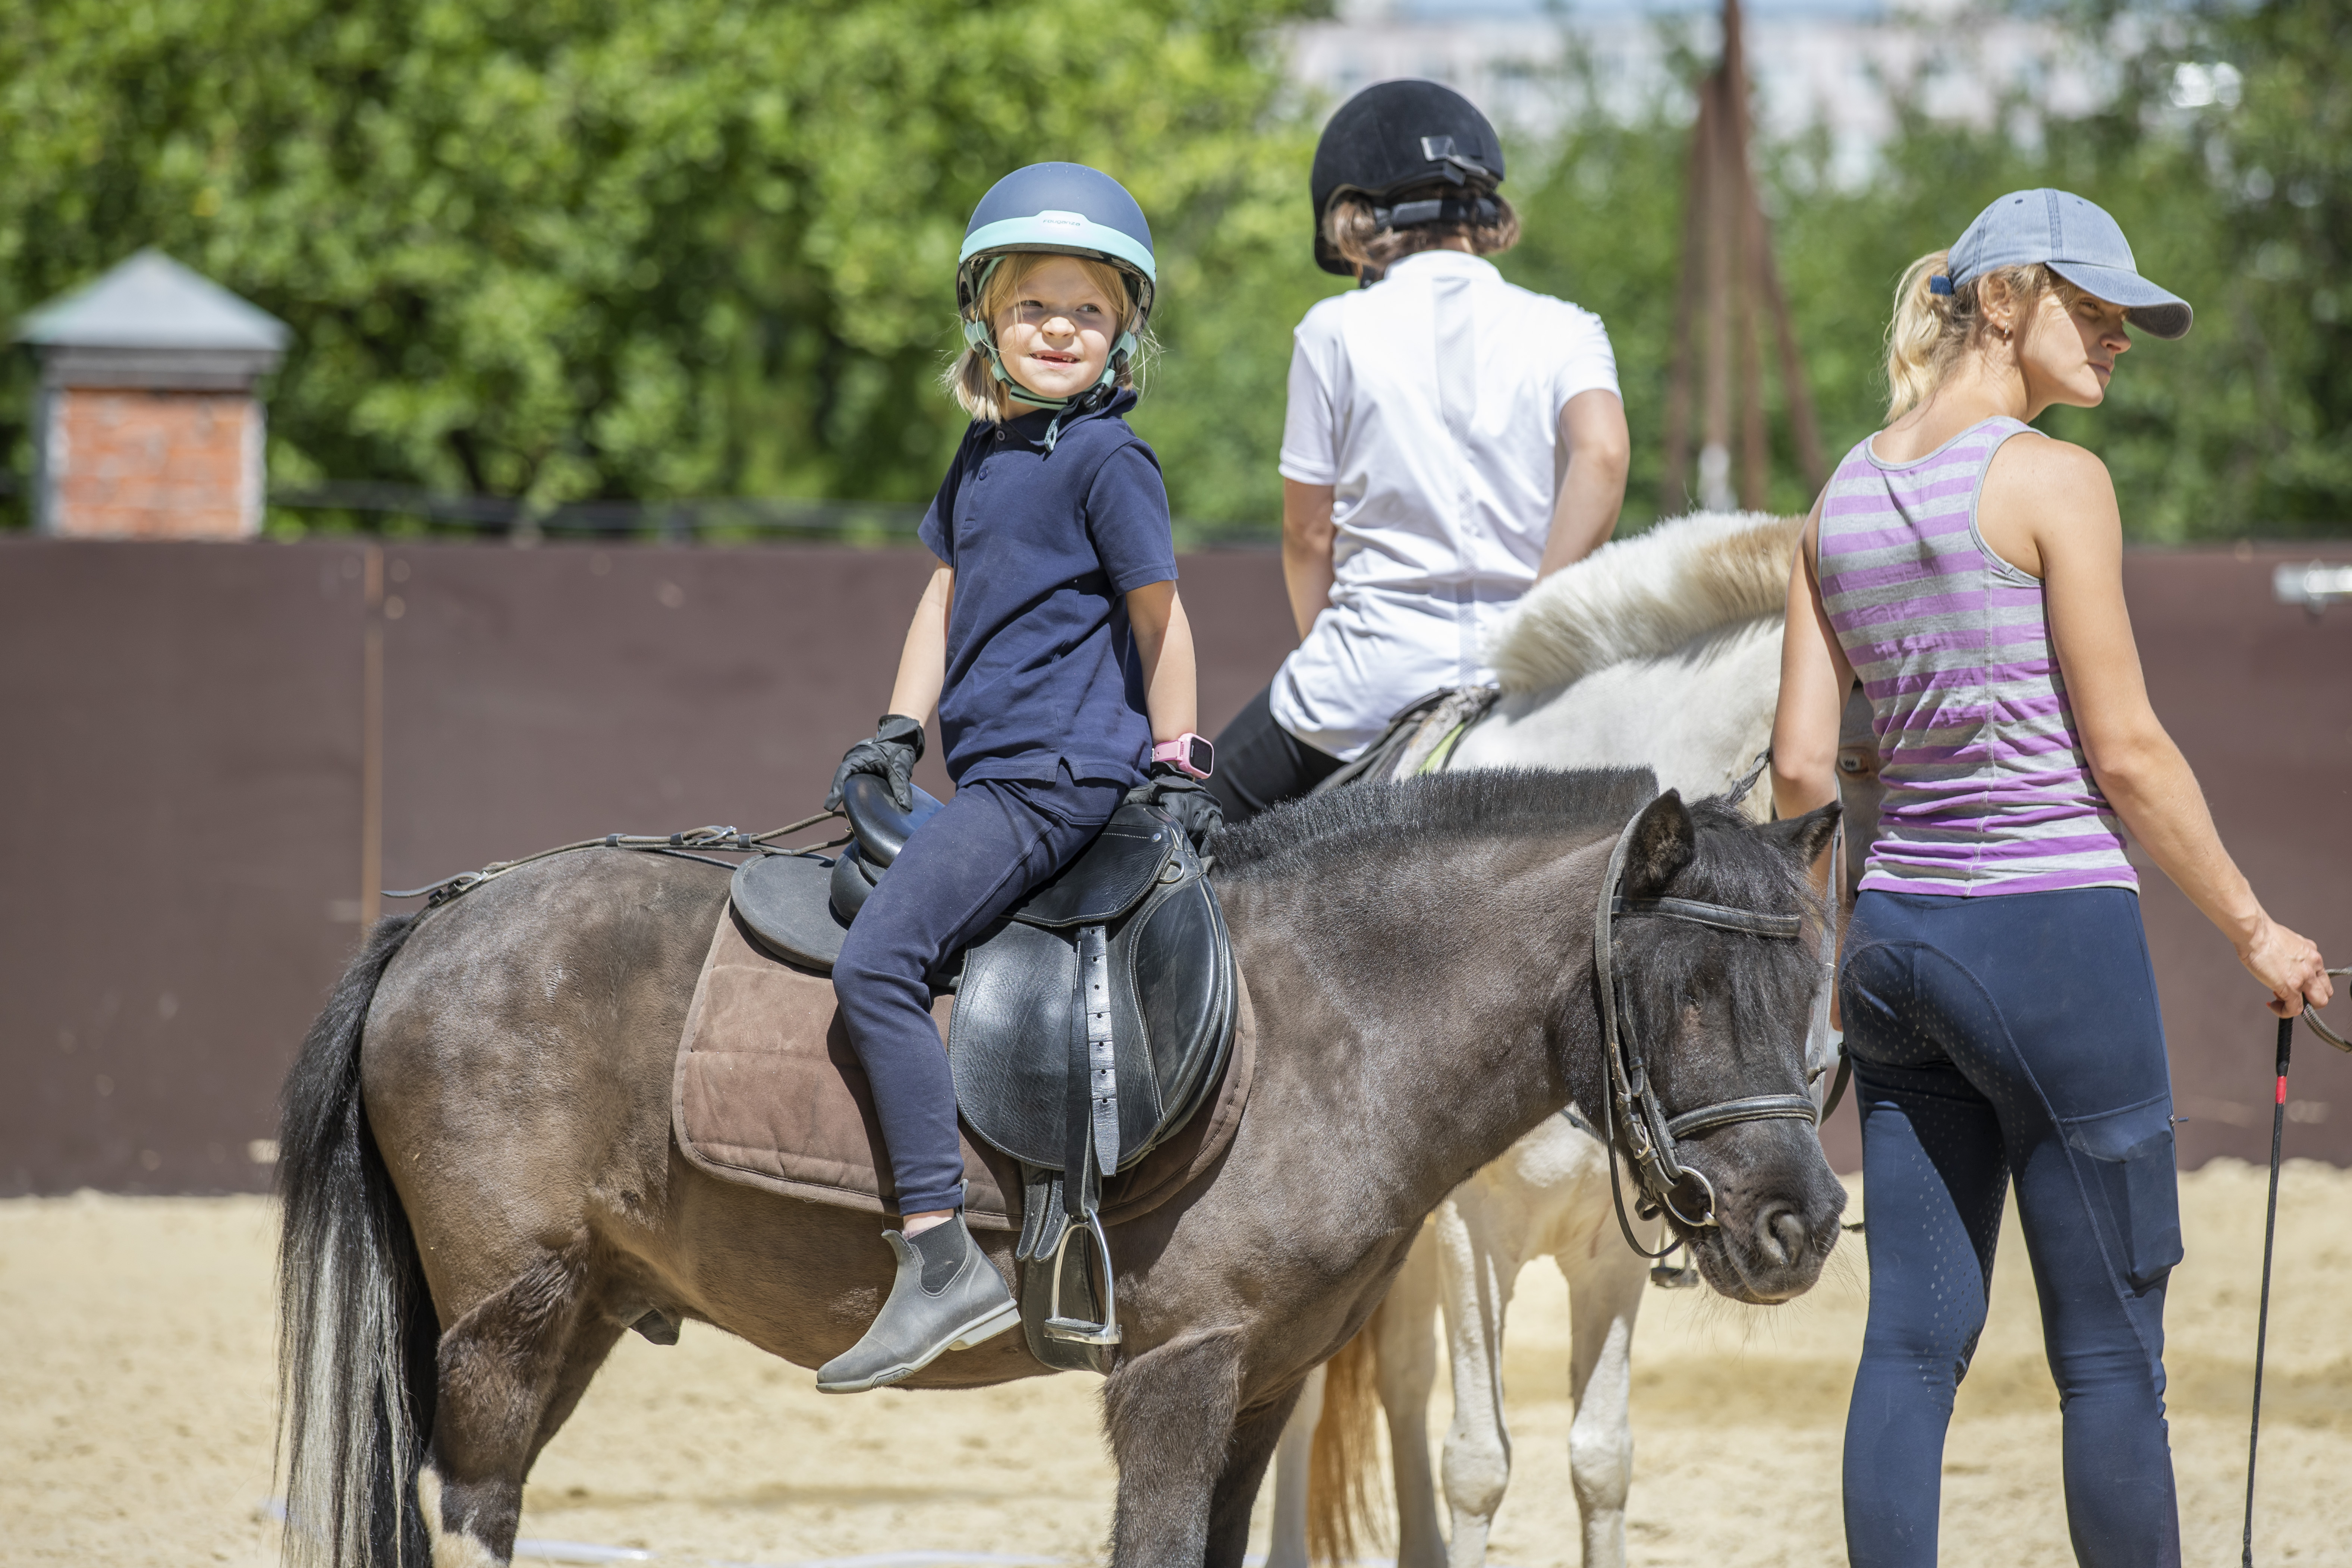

{"left": 1623, "top": 790, "right": 1697, "bottom": 899}
{"left": 1761, "top": 801, "right": 1842, "bottom": 867}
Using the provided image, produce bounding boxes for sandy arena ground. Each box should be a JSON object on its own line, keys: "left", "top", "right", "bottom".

{"left": 4, "top": 1162, "right": 2348, "bottom": 1567}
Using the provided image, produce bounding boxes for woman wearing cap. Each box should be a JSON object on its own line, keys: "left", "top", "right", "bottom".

{"left": 1770, "top": 189, "right": 2333, "bottom": 1564}
{"left": 1205, "top": 79, "right": 1631, "bottom": 820}
{"left": 815, "top": 163, "right": 1219, "bottom": 1393}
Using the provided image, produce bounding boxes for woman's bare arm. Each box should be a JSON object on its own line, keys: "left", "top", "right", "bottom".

{"left": 1281, "top": 480, "right": 1337, "bottom": 642}
{"left": 1125, "top": 580, "right": 1199, "bottom": 742}
{"left": 1997, "top": 438, "right": 2331, "bottom": 1016}
{"left": 1770, "top": 499, "right": 1853, "bottom": 825}
{"left": 884, "top": 562, "right": 954, "bottom": 723}
{"left": 1537, "top": 389, "right": 1630, "bottom": 579}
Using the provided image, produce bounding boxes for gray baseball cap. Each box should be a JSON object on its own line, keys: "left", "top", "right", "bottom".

{"left": 1942, "top": 188, "right": 2192, "bottom": 340}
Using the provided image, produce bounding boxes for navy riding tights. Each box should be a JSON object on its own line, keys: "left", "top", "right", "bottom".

{"left": 831, "top": 767, "right": 1121, "bottom": 1218}
{"left": 1840, "top": 888, "right": 2182, "bottom": 1567}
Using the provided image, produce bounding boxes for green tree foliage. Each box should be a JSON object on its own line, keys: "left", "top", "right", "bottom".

{"left": 1498, "top": 0, "right": 2352, "bottom": 538}
{"left": 2084, "top": 0, "right": 2352, "bottom": 536}
{"left": 0, "top": 0, "right": 1326, "bottom": 519}
{"left": 2, "top": 0, "right": 2341, "bottom": 539}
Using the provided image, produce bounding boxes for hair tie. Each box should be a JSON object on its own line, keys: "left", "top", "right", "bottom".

{"left": 1929, "top": 274, "right": 1955, "bottom": 296}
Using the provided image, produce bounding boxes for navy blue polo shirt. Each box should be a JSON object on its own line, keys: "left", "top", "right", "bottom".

{"left": 918, "top": 389, "right": 1178, "bottom": 789}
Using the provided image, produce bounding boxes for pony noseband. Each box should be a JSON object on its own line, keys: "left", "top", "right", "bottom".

{"left": 1593, "top": 804, "right": 1819, "bottom": 1259}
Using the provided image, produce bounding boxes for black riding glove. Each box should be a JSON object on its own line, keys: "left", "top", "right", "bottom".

{"left": 826, "top": 714, "right": 925, "bottom": 812}
{"left": 1126, "top": 765, "right": 1224, "bottom": 849}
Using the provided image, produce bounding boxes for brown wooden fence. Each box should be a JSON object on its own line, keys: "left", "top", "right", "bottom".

{"left": 1, "top": 535, "right": 2346, "bottom": 1192}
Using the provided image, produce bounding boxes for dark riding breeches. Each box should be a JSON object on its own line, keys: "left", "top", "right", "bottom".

{"left": 830, "top": 767, "right": 1123, "bottom": 1218}
{"left": 1839, "top": 886, "right": 2182, "bottom": 1568}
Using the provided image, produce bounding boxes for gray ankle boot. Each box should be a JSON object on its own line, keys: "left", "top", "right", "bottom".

{"left": 816, "top": 1213, "right": 1019, "bottom": 1393}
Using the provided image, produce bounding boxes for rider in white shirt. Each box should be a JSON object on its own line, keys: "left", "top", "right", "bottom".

{"left": 1208, "top": 80, "right": 1631, "bottom": 820}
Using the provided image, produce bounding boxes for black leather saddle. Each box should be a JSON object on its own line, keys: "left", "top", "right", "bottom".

{"left": 729, "top": 772, "right": 1238, "bottom": 1371}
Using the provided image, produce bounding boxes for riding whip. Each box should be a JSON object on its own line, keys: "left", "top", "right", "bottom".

{"left": 2239, "top": 1015, "right": 2291, "bottom": 1568}
{"left": 2242, "top": 970, "right": 2349, "bottom": 1566}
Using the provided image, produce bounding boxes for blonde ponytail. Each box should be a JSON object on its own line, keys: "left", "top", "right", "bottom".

{"left": 1883, "top": 249, "right": 2083, "bottom": 420}
{"left": 1884, "top": 251, "right": 1956, "bottom": 420}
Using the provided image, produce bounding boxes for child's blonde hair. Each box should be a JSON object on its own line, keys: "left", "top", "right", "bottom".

{"left": 946, "top": 252, "right": 1154, "bottom": 421}
{"left": 1884, "top": 249, "right": 2087, "bottom": 419}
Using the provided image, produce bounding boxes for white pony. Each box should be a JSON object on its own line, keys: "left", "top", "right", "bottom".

{"left": 1265, "top": 509, "right": 1815, "bottom": 1568}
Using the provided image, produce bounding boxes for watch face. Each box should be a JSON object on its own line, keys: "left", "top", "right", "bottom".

{"left": 1185, "top": 735, "right": 1213, "bottom": 776}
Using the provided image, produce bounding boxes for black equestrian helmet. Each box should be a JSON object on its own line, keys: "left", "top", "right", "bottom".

{"left": 1309, "top": 79, "right": 1505, "bottom": 276}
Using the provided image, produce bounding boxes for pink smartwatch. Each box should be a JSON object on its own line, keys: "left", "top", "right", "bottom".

{"left": 1151, "top": 733, "right": 1214, "bottom": 780}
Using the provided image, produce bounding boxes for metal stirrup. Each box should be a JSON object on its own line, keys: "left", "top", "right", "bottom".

{"left": 1046, "top": 924, "right": 1123, "bottom": 1348}
{"left": 1043, "top": 1210, "right": 1122, "bottom": 1347}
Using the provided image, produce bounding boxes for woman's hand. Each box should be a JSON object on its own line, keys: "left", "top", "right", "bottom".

{"left": 2238, "top": 917, "right": 2334, "bottom": 1019}
{"left": 2015, "top": 440, "right": 2334, "bottom": 1020}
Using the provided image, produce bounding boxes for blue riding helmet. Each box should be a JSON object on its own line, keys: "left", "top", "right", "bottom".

{"left": 957, "top": 163, "right": 1157, "bottom": 409}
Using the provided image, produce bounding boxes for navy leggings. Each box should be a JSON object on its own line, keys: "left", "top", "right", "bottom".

{"left": 831, "top": 767, "right": 1122, "bottom": 1217}
{"left": 1840, "top": 887, "right": 2182, "bottom": 1568}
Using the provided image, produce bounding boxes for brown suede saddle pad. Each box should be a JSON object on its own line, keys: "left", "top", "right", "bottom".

{"left": 671, "top": 906, "right": 1255, "bottom": 1232}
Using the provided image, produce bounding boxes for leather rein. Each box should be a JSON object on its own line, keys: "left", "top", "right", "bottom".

{"left": 1593, "top": 804, "right": 1822, "bottom": 1259}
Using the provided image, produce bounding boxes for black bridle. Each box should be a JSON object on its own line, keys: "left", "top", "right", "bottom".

{"left": 1593, "top": 804, "right": 1822, "bottom": 1258}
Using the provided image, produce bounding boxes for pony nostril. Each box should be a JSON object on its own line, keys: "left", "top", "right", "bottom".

{"left": 1757, "top": 1203, "right": 1808, "bottom": 1266}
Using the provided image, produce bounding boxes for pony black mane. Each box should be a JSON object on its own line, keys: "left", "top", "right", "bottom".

{"left": 1209, "top": 766, "right": 1660, "bottom": 883}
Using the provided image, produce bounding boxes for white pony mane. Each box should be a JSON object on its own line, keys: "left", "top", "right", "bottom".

{"left": 1486, "top": 509, "right": 1805, "bottom": 694}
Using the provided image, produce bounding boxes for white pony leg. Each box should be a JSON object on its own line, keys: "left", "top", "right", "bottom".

{"left": 1375, "top": 1224, "right": 1445, "bottom": 1568}
{"left": 1434, "top": 1184, "right": 1524, "bottom": 1568}
{"left": 1559, "top": 1236, "right": 1650, "bottom": 1568}
{"left": 1264, "top": 1363, "right": 1325, "bottom": 1568}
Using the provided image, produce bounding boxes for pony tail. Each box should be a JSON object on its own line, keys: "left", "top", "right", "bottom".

{"left": 1306, "top": 1326, "right": 1385, "bottom": 1566}
{"left": 1884, "top": 249, "right": 1953, "bottom": 421}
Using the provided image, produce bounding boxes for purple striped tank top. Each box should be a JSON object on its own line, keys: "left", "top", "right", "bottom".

{"left": 1817, "top": 415, "right": 2136, "bottom": 897}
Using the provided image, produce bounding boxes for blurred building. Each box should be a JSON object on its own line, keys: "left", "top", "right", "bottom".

{"left": 17, "top": 250, "right": 289, "bottom": 539}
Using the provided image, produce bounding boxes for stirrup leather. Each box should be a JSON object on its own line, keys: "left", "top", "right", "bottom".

{"left": 1044, "top": 924, "right": 1122, "bottom": 1347}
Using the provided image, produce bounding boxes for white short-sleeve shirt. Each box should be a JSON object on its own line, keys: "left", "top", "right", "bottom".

{"left": 1270, "top": 249, "right": 1620, "bottom": 759}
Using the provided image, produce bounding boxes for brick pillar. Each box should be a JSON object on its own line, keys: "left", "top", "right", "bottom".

{"left": 42, "top": 387, "right": 267, "bottom": 538}
{"left": 18, "top": 250, "right": 289, "bottom": 540}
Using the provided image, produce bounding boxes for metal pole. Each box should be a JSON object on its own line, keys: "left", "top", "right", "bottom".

{"left": 2241, "top": 1014, "right": 2293, "bottom": 1566}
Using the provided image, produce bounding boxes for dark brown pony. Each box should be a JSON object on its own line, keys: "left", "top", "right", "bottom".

{"left": 274, "top": 769, "right": 1845, "bottom": 1567}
